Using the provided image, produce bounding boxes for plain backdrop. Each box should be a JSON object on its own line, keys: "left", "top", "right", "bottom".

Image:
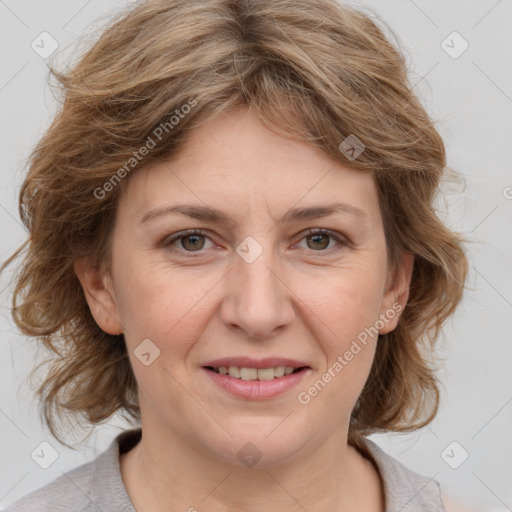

{"left": 1, "top": 1, "right": 511, "bottom": 511}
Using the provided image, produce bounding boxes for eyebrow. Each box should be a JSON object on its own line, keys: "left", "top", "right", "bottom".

{"left": 140, "top": 202, "right": 369, "bottom": 228}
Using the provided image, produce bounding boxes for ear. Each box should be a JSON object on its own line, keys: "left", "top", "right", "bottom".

{"left": 378, "top": 251, "right": 414, "bottom": 335}
{"left": 73, "top": 256, "right": 123, "bottom": 335}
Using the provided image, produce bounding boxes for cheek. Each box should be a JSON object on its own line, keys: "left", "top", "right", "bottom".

{"left": 298, "top": 265, "right": 386, "bottom": 400}
{"left": 113, "top": 261, "right": 216, "bottom": 407}
{"left": 307, "top": 265, "right": 387, "bottom": 343}
{"left": 112, "top": 252, "right": 218, "bottom": 350}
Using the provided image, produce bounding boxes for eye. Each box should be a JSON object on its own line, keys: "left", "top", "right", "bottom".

{"left": 163, "top": 229, "right": 214, "bottom": 252}
{"left": 163, "top": 228, "right": 348, "bottom": 255}
{"left": 296, "top": 228, "right": 347, "bottom": 252}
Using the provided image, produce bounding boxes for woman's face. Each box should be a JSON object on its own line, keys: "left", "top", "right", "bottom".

{"left": 78, "top": 107, "right": 411, "bottom": 466}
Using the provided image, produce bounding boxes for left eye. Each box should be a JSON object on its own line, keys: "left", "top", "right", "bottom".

{"left": 296, "top": 229, "right": 345, "bottom": 251}
{"left": 164, "top": 228, "right": 346, "bottom": 254}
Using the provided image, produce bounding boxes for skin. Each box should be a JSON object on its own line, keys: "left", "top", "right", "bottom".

{"left": 75, "top": 107, "right": 413, "bottom": 512}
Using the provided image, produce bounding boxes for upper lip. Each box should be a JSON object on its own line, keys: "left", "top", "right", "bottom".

{"left": 202, "top": 357, "right": 310, "bottom": 369}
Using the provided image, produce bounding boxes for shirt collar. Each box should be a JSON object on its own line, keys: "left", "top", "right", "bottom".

{"left": 89, "top": 428, "right": 445, "bottom": 512}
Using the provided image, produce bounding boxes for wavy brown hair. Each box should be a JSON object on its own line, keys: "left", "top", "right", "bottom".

{"left": 2, "top": 0, "right": 467, "bottom": 447}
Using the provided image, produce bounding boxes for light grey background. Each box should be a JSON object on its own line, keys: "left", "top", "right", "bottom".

{"left": 1, "top": 1, "right": 511, "bottom": 511}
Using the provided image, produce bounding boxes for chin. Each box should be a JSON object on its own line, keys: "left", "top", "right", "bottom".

{"left": 200, "top": 417, "right": 313, "bottom": 469}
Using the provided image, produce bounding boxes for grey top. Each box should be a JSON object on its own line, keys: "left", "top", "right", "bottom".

{"left": 3, "top": 428, "right": 447, "bottom": 512}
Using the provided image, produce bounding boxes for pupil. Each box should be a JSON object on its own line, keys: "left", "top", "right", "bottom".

{"left": 183, "top": 235, "right": 204, "bottom": 251}
{"left": 308, "top": 234, "right": 328, "bottom": 250}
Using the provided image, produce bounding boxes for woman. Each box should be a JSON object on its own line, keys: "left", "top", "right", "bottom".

{"left": 2, "top": 0, "right": 467, "bottom": 510}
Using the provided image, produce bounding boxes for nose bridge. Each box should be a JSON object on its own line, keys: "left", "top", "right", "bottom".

{"left": 221, "top": 235, "right": 295, "bottom": 339}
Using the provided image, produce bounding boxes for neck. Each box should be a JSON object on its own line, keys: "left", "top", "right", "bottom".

{"left": 119, "top": 423, "right": 384, "bottom": 512}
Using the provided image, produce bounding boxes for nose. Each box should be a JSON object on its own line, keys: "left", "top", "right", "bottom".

{"left": 219, "top": 241, "right": 296, "bottom": 340}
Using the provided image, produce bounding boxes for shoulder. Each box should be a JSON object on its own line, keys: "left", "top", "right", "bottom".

{"left": 2, "top": 429, "right": 140, "bottom": 512}
{"left": 2, "top": 458, "right": 100, "bottom": 512}
{"left": 359, "top": 437, "right": 447, "bottom": 512}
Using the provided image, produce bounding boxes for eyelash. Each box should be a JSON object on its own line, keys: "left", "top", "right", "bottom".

{"left": 163, "top": 228, "right": 348, "bottom": 256}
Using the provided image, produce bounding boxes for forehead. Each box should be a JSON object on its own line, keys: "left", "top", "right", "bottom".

{"left": 118, "top": 108, "right": 381, "bottom": 226}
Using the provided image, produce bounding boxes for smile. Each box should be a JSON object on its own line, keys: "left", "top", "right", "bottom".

{"left": 205, "top": 365, "right": 306, "bottom": 381}
{"left": 202, "top": 365, "right": 310, "bottom": 400}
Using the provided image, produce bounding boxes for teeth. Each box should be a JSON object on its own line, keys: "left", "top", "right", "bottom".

{"left": 257, "top": 368, "right": 275, "bottom": 381}
{"left": 274, "top": 366, "right": 285, "bottom": 377}
{"left": 228, "top": 366, "right": 240, "bottom": 378}
{"left": 240, "top": 367, "right": 258, "bottom": 380}
{"left": 214, "top": 365, "right": 300, "bottom": 380}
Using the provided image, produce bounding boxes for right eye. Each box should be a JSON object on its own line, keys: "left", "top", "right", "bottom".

{"left": 163, "top": 229, "right": 216, "bottom": 253}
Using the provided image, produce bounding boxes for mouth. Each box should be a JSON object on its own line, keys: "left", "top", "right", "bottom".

{"left": 203, "top": 365, "right": 309, "bottom": 381}
{"left": 202, "top": 362, "right": 311, "bottom": 400}
{"left": 200, "top": 357, "right": 311, "bottom": 399}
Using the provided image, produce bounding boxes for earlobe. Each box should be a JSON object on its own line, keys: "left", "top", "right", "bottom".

{"left": 73, "top": 257, "right": 123, "bottom": 335}
{"left": 379, "top": 252, "right": 414, "bottom": 334}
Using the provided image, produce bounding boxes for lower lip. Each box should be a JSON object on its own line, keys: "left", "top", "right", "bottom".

{"left": 202, "top": 367, "right": 310, "bottom": 399}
